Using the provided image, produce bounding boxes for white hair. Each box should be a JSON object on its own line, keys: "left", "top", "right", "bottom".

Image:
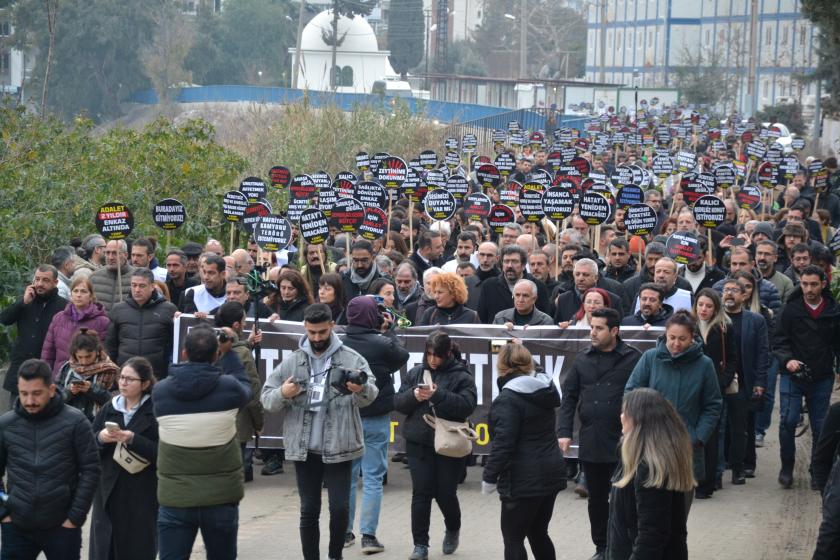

{"left": 514, "top": 278, "right": 538, "bottom": 297}
{"left": 574, "top": 258, "right": 599, "bottom": 275}
{"left": 423, "top": 267, "right": 443, "bottom": 282}
{"left": 430, "top": 221, "right": 451, "bottom": 237}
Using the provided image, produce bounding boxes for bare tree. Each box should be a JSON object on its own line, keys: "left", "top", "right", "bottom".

{"left": 41, "top": 0, "right": 59, "bottom": 113}
{"left": 141, "top": 1, "right": 194, "bottom": 105}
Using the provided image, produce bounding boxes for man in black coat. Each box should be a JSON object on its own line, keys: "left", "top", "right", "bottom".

{"left": 409, "top": 231, "right": 445, "bottom": 276}
{"left": 0, "top": 359, "right": 100, "bottom": 558}
{"left": 477, "top": 245, "right": 549, "bottom": 323}
{"left": 557, "top": 308, "right": 641, "bottom": 560}
{"left": 106, "top": 269, "right": 177, "bottom": 380}
{"left": 553, "top": 258, "right": 623, "bottom": 323}
{"left": 0, "top": 265, "right": 67, "bottom": 400}
{"left": 621, "top": 283, "right": 673, "bottom": 327}
{"left": 465, "top": 241, "right": 501, "bottom": 311}
{"left": 342, "top": 240, "right": 386, "bottom": 300}
{"left": 340, "top": 296, "right": 410, "bottom": 552}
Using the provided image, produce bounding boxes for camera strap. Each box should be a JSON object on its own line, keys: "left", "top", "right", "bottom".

{"left": 306, "top": 358, "right": 332, "bottom": 411}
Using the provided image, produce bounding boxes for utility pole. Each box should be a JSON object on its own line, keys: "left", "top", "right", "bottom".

{"left": 746, "top": 0, "right": 758, "bottom": 115}
{"left": 599, "top": 0, "right": 606, "bottom": 83}
{"left": 291, "top": 0, "right": 306, "bottom": 89}
{"left": 812, "top": 79, "right": 822, "bottom": 149}
{"left": 519, "top": 0, "right": 527, "bottom": 79}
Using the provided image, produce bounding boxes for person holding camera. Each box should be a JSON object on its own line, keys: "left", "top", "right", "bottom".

{"left": 340, "top": 296, "right": 409, "bottom": 554}
{"left": 261, "top": 303, "right": 378, "bottom": 560}
{"left": 394, "top": 331, "right": 477, "bottom": 560}
{"left": 774, "top": 265, "right": 840, "bottom": 489}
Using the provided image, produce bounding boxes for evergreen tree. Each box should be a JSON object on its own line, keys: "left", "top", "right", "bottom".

{"left": 387, "top": 0, "right": 424, "bottom": 79}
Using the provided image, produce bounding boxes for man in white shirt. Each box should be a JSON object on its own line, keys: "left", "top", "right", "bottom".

{"left": 441, "top": 232, "right": 479, "bottom": 273}
{"left": 633, "top": 257, "right": 692, "bottom": 313}
{"left": 182, "top": 254, "right": 227, "bottom": 313}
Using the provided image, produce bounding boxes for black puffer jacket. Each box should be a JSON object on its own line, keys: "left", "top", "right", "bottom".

{"left": 774, "top": 287, "right": 840, "bottom": 381}
{"left": 417, "top": 304, "right": 479, "bottom": 326}
{"left": 106, "top": 292, "right": 177, "bottom": 379}
{"left": 0, "top": 393, "right": 100, "bottom": 530}
{"left": 341, "top": 325, "right": 410, "bottom": 417}
{"left": 394, "top": 358, "right": 477, "bottom": 449}
{"left": 483, "top": 373, "right": 566, "bottom": 499}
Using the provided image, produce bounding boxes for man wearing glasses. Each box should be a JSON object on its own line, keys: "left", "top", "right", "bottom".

{"left": 341, "top": 240, "right": 386, "bottom": 300}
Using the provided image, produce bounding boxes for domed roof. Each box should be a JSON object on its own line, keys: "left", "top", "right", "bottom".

{"left": 300, "top": 10, "right": 380, "bottom": 53}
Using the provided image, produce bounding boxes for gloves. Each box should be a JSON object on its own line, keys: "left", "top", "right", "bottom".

{"left": 481, "top": 481, "right": 497, "bottom": 495}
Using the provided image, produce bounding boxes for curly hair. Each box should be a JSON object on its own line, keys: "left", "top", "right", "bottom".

{"left": 428, "top": 272, "right": 469, "bottom": 306}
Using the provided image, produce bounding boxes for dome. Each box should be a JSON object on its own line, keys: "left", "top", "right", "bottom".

{"left": 300, "top": 10, "right": 380, "bottom": 53}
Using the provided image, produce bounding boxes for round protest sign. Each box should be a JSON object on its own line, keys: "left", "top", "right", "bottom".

{"left": 444, "top": 137, "right": 459, "bottom": 150}
{"left": 530, "top": 168, "right": 553, "bottom": 188}
{"left": 757, "top": 162, "right": 778, "bottom": 189}
{"left": 476, "top": 164, "right": 502, "bottom": 189}
{"left": 359, "top": 207, "right": 388, "bottom": 241}
{"left": 353, "top": 181, "right": 387, "bottom": 209}
{"left": 610, "top": 166, "right": 634, "bottom": 188}
{"left": 222, "top": 191, "right": 249, "bottom": 223}
{"left": 736, "top": 184, "right": 762, "bottom": 210}
{"left": 488, "top": 204, "right": 515, "bottom": 234}
{"left": 815, "top": 168, "right": 830, "bottom": 193}
{"left": 444, "top": 150, "right": 461, "bottom": 169}
{"left": 312, "top": 171, "right": 332, "bottom": 190}
{"left": 400, "top": 167, "right": 427, "bottom": 203}
{"left": 290, "top": 174, "right": 317, "bottom": 201}
{"left": 666, "top": 232, "right": 702, "bottom": 265}
{"left": 96, "top": 202, "right": 134, "bottom": 240}
{"left": 791, "top": 137, "right": 806, "bottom": 152}
{"left": 830, "top": 228, "right": 840, "bottom": 259}
{"left": 153, "top": 198, "right": 186, "bottom": 230}
{"left": 616, "top": 184, "right": 644, "bottom": 209}
{"left": 579, "top": 191, "right": 611, "bottom": 225}
{"left": 446, "top": 174, "right": 469, "bottom": 202}
{"left": 299, "top": 208, "right": 330, "bottom": 245}
{"left": 253, "top": 215, "right": 293, "bottom": 252}
{"left": 376, "top": 156, "right": 408, "bottom": 189}
{"left": 681, "top": 174, "right": 715, "bottom": 206}
{"left": 424, "top": 189, "right": 457, "bottom": 221}
{"left": 541, "top": 186, "right": 575, "bottom": 221}
{"left": 241, "top": 202, "right": 271, "bottom": 235}
{"left": 331, "top": 197, "right": 365, "bottom": 233}
{"left": 624, "top": 204, "right": 658, "bottom": 236}
{"left": 336, "top": 170, "right": 357, "bottom": 187}
{"left": 355, "top": 152, "right": 371, "bottom": 172}
{"left": 499, "top": 181, "right": 521, "bottom": 207}
{"left": 317, "top": 184, "right": 337, "bottom": 218}
{"left": 713, "top": 163, "right": 737, "bottom": 189}
{"left": 425, "top": 169, "right": 447, "bottom": 189}
{"left": 495, "top": 153, "right": 516, "bottom": 176}
{"left": 269, "top": 165, "right": 291, "bottom": 188}
{"left": 676, "top": 151, "right": 697, "bottom": 173}
{"left": 692, "top": 195, "right": 726, "bottom": 228}
{"left": 370, "top": 152, "right": 390, "bottom": 174}
{"left": 462, "top": 134, "right": 478, "bottom": 153}
{"left": 780, "top": 156, "right": 800, "bottom": 180}
{"left": 463, "top": 192, "right": 492, "bottom": 222}
{"left": 519, "top": 183, "right": 546, "bottom": 222}
{"left": 569, "top": 156, "right": 592, "bottom": 177}
{"left": 745, "top": 140, "right": 767, "bottom": 162}
{"left": 419, "top": 150, "right": 438, "bottom": 169}
{"left": 239, "top": 176, "right": 267, "bottom": 202}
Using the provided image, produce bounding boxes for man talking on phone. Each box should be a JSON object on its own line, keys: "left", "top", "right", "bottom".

{"left": 262, "top": 303, "right": 377, "bottom": 560}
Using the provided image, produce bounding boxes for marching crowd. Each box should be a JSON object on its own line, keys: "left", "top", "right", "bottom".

{"left": 2, "top": 134, "right": 840, "bottom": 560}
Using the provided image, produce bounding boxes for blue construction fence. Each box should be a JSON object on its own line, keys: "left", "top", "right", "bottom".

{"left": 128, "top": 85, "right": 588, "bottom": 130}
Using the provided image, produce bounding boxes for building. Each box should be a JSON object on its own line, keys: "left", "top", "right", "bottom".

{"left": 584, "top": 0, "right": 819, "bottom": 115}
{"left": 288, "top": 9, "right": 398, "bottom": 94}
{"left": 0, "top": 10, "right": 25, "bottom": 96}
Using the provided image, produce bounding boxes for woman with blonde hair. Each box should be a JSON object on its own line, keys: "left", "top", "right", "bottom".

{"left": 417, "top": 272, "right": 479, "bottom": 325}
{"left": 607, "top": 388, "right": 694, "bottom": 560}
{"left": 483, "top": 342, "right": 566, "bottom": 560}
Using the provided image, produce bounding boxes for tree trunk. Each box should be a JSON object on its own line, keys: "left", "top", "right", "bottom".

{"left": 330, "top": 2, "right": 339, "bottom": 91}
{"left": 41, "top": 0, "right": 59, "bottom": 114}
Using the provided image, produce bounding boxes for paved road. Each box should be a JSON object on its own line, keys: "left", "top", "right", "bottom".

{"left": 211, "top": 419, "right": 822, "bottom": 559}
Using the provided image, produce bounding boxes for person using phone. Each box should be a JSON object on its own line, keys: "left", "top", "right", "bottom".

{"left": 56, "top": 329, "right": 119, "bottom": 421}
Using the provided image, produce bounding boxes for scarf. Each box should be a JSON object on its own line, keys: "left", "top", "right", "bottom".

{"left": 398, "top": 281, "right": 420, "bottom": 305}
{"left": 69, "top": 355, "right": 119, "bottom": 391}
{"left": 350, "top": 262, "right": 379, "bottom": 292}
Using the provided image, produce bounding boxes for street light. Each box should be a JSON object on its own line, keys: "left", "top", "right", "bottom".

{"left": 504, "top": 13, "right": 516, "bottom": 20}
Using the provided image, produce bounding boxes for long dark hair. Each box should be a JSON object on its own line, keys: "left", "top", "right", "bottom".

{"left": 318, "top": 272, "right": 347, "bottom": 308}
{"left": 122, "top": 356, "right": 157, "bottom": 395}
{"left": 423, "top": 330, "right": 463, "bottom": 369}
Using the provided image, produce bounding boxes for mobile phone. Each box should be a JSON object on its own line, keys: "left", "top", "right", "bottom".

{"left": 70, "top": 379, "right": 86, "bottom": 386}
{"left": 730, "top": 237, "right": 745, "bottom": 247}
{"left": 416, "top": 383, "right": 432, "bottom": 390}
{"left": 105, "top": 422, "right": 120, "bottom": 433}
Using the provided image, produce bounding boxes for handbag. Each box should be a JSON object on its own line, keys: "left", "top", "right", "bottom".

{"left": 721, "top": 328, "right": 740, "bottom": 395}
{"left": 423, "top": 408, "right": 477, "bottom": 458}
{"left": 113, "top": 441, "right": 150, "bottom": 474}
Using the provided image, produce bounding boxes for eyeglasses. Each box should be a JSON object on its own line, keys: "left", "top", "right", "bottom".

{"left": 722, "top": 287, "right": 742, "bottom": 294}
{"left": 118, "top": 376, "right": 142, "bottom": 383}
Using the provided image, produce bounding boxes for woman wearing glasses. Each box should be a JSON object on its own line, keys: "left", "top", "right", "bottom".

{"left": 89, "top": 357, "right": 159, "bottom": 560}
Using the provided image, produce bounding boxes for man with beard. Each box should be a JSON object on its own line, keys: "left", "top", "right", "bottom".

{"left": 180, "top": 242, "right": 203, "bottom": 279}
{"left": 679, "top": 237, "right": 725, "bottom": 294}
{"left": 477, "top": 245, "right": 549, "bottom": 323}
{"left": 528, "top": 250, "right": 557, "bottom": 293}
{"left": 301, "top": 243, "right": 337, "bottom": 293}
{"left": 89, "top": 240, "right": 136, "bottom": 312}
{"left": 441, "top": 233, "right": 479, "bottom": 273}
{"left": 612, "top": 207, "right": 627, "bottom": 235}
{"left": 182, "top": 255, "right": 228, "bottom": 314}
{"left": 558, "top": 308, "right": 641, "bottom": 560}
{"left": 342, "top": 240, "right": 386, "bottom": 300}
{"left": 550, "top": 244, "right": 582, "bottom": 299}
{"left": 0, "top": 266, "right": 67, "bottom": 401}
{"left": 394, "top": 263, "right": 422, "bottom": 311}
{"left": 465, "top": 241, "right": 501, "bottom": 311}
{"left": 645, "top": 257, "right": 692, "bottom": 312}
{"left": 783, "top": 243, "right": 812, "bottom": 286}
{"left": 712, "top": 247, "right": 781, "bottom": 314}
{"left": 554, "top": 259, "right": 623, "bottom": 323}
{"left": 410, "top": 231, "right": 445, "bottom": 275}
{"left": 722, "top": 279, "right": 768, "bottom": 483}
{"left": 165, "top": 250, "right": 199, "bottom": 309}
{"left": 754, "top": 240, "right": 794, "bottom": 303}
{"left": 603, "top": 238, "right": 636, "bottom": 283}
{"left": 621, "top": 242, "right": 692, "bottom": 312}
{"left": 644, "top": 190, "right": 668, "bottom": 234}
{"left": 621, "top": 283, "right": 673, "bottom": 327}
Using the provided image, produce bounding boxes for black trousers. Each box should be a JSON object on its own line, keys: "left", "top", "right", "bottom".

{"left": 726, "top": 395, "right": 748, "bottom": 473}
{"left": 500, "top": 492, "right": 558, "bottom": 560}
{"left": 294, "top": 453, "right": 352, "bottom": 560}
{"left": 406, "top": 441, "right": 464, "bottom": 547}
{"left": 581, "top": 461, "right": 615, "bottom": 551}
{"left": 744, "top": 409, "right": 757, "bottom": 470}
{"left": 700, "top": 418, "right": 720, "bottom": 494}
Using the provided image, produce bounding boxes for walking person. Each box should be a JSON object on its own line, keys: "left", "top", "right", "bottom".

{"left": 261, "top": 304, "right": 378, "bottom": 560}
{"left": 55, "top": 329, "right": 119, "bottom": 422}
{"left": 483, "top": 342, "right": 566, "bottom": 560}
{"left": 557, "top": 308, "right": 641, "bottom": 560}
{"left": 89, "top": 357, "right": 159, "bottom": 560}
{"left": 394, "top": 331, "right": 478, "bottom": 560}
{"left": 0, "top": 358, "right": 100, "bottom": 560}
{"left": 607, "top": 388, "right": 695, "bottom": 560}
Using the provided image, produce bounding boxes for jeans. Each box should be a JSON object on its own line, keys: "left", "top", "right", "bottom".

{"left": 500, "top": 493, "right": 558, "bottom": 560}
{"left": 294, "top": 453, "right": 352, "bottom": 560}
{"left": 581, "top": 461, "right": 615, "bottom": 551}
{"left": 348, "top": 414, "right": 390, "bottom": 537}
{"left": 406, "top": 441, "right": 464, "bottom": 547}
{"left": 756, "top": 357, "right": 779, "bottom": 436}
{"left": 157, "top": 504, "right": 239, "bottom": 560}
{"left": 779, "top": 375, "right": 834, "bottom": 470}
{"left": 0, "top": 523, "right": 81, "bottom": 560}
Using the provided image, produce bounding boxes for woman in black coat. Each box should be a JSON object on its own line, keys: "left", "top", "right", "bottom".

{"left": 608, "top": 388, "right": 694, "bottom": 560}
{"left": 89, "top": 357, "right": 159, "bottom": 560}
{"left": 394, "top": 331, "right": 478, "bottom": 560}
{"left": 482, "top": 342, "right": 566, "bottom": 560}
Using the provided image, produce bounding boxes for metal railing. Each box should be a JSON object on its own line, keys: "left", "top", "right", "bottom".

{"left": 445, "top": 108, "right": 588, "bottom": 152}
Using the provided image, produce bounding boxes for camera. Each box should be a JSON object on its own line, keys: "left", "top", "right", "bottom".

{"left": 214, "top": 328, "right": 232, "bottom": 344}
{"left": 331, "top": 368, "right": 368, "bottom": 395}
{"left": 791, "top": 363, "right": 815, "bottom": 383}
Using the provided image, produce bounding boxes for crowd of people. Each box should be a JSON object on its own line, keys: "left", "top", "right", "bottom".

{"left": 1, "top": 125, "right": 840, "bottom": 560}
